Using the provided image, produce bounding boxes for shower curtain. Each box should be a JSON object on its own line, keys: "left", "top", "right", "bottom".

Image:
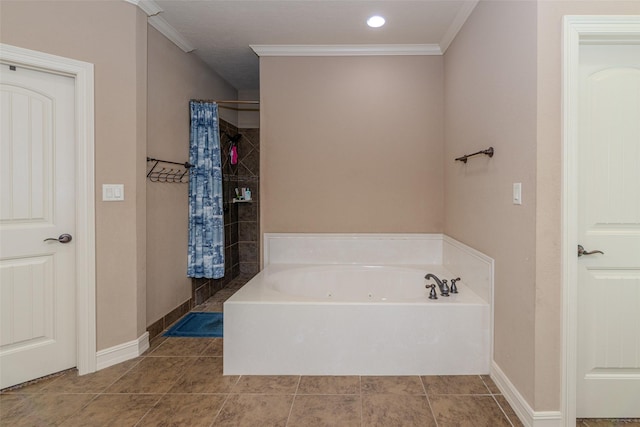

{"left": 187, "top": 101, "right": 225, "bottom": 279}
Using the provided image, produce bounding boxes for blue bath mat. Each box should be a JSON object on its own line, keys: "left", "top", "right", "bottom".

{"left": 164, "top": 312, "right": 223, "bottom": 337}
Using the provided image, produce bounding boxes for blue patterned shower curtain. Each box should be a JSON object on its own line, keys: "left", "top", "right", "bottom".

{"left": 187, "top": 101, "right": 225, "bottom": 279}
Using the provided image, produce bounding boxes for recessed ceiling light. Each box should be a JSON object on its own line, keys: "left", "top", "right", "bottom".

{"left": 367, "top": 15, "right": 385, "bottom": 28}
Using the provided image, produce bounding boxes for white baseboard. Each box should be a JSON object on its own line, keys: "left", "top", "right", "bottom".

{"left": 491, "top": 361, "right": 563, "bottom": 427}
{"left": 96, "top": 332, "right": 149, "bottom": 371}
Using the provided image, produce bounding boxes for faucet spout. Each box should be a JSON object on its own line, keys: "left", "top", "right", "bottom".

{"left": 424, "top": 273, "right": 449, "bottom": 297}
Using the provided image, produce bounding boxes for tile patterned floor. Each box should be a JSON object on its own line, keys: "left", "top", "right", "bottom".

{"left": 577, "top": 421, "right": 640, "bottom": 427}
{"left": 0, "top": 275, "right": 636, "bottom": 426}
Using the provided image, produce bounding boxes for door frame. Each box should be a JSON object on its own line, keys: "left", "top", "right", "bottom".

{"left": 561, "top": 16, "right": 640, "bottom": 426}
{"left": 0, "top": 44, "right": 96, "bottom": 375}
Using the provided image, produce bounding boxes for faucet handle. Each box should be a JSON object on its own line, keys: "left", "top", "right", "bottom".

{"left": 450, "top": 278, "right": 460, "bottom": 294}
{"left": 426, "top": 284, "right": 438, "bottom": 300}
{"left": 441, "top": 279, "right": 449, "bottom": 296}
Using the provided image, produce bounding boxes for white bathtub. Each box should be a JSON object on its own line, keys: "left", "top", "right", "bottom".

{"left": 259, "top": 264, "right": 484, "bottom": 304}
{"left": 224, "top": 234, "right": 493, "bottom": 376}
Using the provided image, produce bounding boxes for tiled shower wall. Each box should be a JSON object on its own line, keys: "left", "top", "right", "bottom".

{"left": 235, "top": 128, "right": 260, "bottom": 275}
{"left": 191, "top": 119, "right": 260, "bottom": 305}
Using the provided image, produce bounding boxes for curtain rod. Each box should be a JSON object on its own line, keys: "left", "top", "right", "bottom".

{"left": 219, "top": 106, "right": 260, "bottom": 112}
{"left": 191, "top": 99, "right": 259, "bottom": 105}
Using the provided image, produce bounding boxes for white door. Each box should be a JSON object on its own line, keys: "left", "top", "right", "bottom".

{"left": 0, "top": 63, "right": 77, "bottom": 388}
{"left": 576, "top": 43, "right": 640, "bottom": 418}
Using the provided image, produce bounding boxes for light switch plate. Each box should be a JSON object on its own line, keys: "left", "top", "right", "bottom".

{"left": 102, "top": 184, "right": 124, "bottom": 201}
{"left": 513, "top": 183, "right": 522, "bottom": 205}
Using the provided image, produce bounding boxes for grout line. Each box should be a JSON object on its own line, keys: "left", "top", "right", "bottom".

{"left": 428, "top": 392, "right": 497, "bottom": 396}
{"left": 57, "top": 392, "right": 102, "bottom": 424}
{"left": 101, "top": 357, "right": 145, "bottom": 390}
{"left": 95, "top": 392, "right": 189, "bottom": 395}
{"left": 132, "top": 391, "right": 165, "bottom": 427}
{"left": 49, "top": 354, "right": 149, "bottom": 421}
{"left": 284, "top": 376, "right": 302, "bottom": 426}
{"left": 293, "top": 376, "right": 302, "bottom": 395}
{"left": 295, "top": 393, "right": 363, "bottom": 397}
{"left": 209, "top": 358, "right": 241, "bottom": 427}
{"left": 209, "top": 380, "right": 238, "bottom": 427}
{"left": 0, "top": 368, "right": 70, "bottom": 394}
{"left": 491, "top": 394, "right": 515, "bottom": 427}
{"left": 479, "top": 374, "right": 495, "bottom": 394}
{"left": 359, "top": 376, "right": 364, "bottom": 427}
{"left": 420, "top": 375, "right": 440, "bottom": 427}
{"left": 208, "top": 404, "right": 226, "bottom": 427}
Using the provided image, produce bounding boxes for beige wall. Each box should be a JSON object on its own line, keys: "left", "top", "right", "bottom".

{"left": 445, "top": 0, "right": 640, "bottom": 412}
{"left": 135, "top": 2, "right": 148, "bottom": 344}
{"left": 0, "top": 1, "right": 148, "bottom": 349}
{"left": 4, "top": 0, "right": 638, "bottom": 410}
{"left": 443, "top": 0, "right": 538, "bottom": 407}
{"left": 146, "top": 26, "right": 237, "bottom": 326}
{"left": 534, "top": 0, "right": 640, "bottom": 411}
{"left": 238, "top": 89, "right": 260, "bottom": 129}
{"left": 260, "top": 56, "right": 444, "bottom": 234}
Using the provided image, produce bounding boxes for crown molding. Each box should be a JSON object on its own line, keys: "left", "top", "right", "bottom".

{"left": 125, "top": 0, "right": 195, "bottom": 53}
{"left": 126, "top": 0, "right": 478, "bottom": 57}
{"left": 439, "top": 0, "right": 479, "bottom": 53}
{"left": 250, "top": 44, "right": 443, "bottom": 57}
{"left": 148, "top": 16, "right": 195, "bottom": 52}
{"left": 124, "top": 0, "right": 161, "bottom": 16}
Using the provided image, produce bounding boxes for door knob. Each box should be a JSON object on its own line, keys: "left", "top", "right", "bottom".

{"left": 44, "top": 233, "right": 73, "bottom": 244}
{"left": 577, "top": 244, "right": 603, "bottom": 257}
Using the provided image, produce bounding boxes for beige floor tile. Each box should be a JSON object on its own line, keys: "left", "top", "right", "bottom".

{"left": 297, "top": 376, "right": 360, "bottom": 395}
{"left": 361, "top": 376, "right": 425, "bottom": 395}
{"left": 147, "top": 337, "right": 213, "bottom": 357}
{"left": 288, "top": 394, "right": 361, "bottom": 427}
{"left": 578, "top": 420, "right": 640, "bottom": 427}
{"left": 201, "top": 338, "right": 223, "bottom": 356}
{"left": 3, "top": 273, "right": 559, "bottom": 427}
{"left": 422, "top": 375, "right": 490, "bottom": 395}
{"left": 481, "top": 374, "right": 501, "bottom": 394}
{"left": 494, "top": 394, "right": 524, "bottom": 426}
{"left": 0, "top": 393, "right": 27, "bottom": 413}
{"left": 430, "top": 395, "right": 511, "bottom": 427}
{"left": 362, "top": 394, "right": 436, "bottom": 427}
{"left": 1, "top": 370, "right": 68, "bottom": 394}
{"left": 232, "top": 375, "right": 299, "bottom": 394}
{"left": 62, "top": 394, "right": 160, "bottom": 427}
{"left": 168, "top": 357, "right": 238, "bottom": 393}
{"left": 136, "top": 393, "right": 227, "bottom": 427}
{"left": 42, "top": 359, "right": 141, "bottom": 393}
{"left": 105, "top": 357, "right": 193, "bottom": 394}
{"left": 0, "top": 393, "right": 95, "bottom": 426}
{"left": 214, "top": 394, "right": 293, "bottom": 426}
{"left": 142, "top": 335, "right": 168, "bottom": 355}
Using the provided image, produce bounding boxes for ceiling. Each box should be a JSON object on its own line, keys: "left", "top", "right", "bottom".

{"left": 139, "top": 1, "right": 479, "bottom": 91}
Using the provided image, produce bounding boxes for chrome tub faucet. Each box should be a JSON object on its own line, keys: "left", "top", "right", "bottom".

{"left": 425, "top": 273, "right": 449, "bottom": 297}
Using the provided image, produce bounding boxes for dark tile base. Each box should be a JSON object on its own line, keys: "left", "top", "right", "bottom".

{"left": 147, "top": 118, "right": 256, "bottom": 341}
{"left": 148, "top": 268, "right": 245, "bottom": 340}
{"left": 240, "top": 263, "right": 259, "bottom": 275}
{"left": 191, "top": 270, "right": 241, "bottom": 306}
{"left": 146, "top": 300, "right": 192, "bottom": 340}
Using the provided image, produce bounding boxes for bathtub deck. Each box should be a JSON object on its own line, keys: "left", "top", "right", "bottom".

{"left": 223, "top": 264, "right": 490, "bottom": 376}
